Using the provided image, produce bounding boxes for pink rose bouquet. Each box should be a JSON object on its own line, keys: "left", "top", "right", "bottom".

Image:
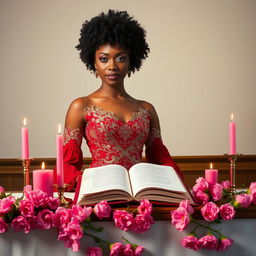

{"left": 171, "top": 179, "right": 256, "bottom": 252}
{"left": 0, "top": 186, "right": 146, "bottom": 255}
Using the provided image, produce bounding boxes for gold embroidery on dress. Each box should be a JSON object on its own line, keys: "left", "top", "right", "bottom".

{"left": 84, "top": 106, "right": 150, "bottom": 169}
{"left": 85, "top": 106, "right": 149, "bottom": 124}
{"left": 64, "top": 127, "right": 83, "bottom": 146}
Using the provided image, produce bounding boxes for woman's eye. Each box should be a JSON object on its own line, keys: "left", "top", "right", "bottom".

{"left": 116, "top": 56, "right": 126, "bottom": 62}
{"left": 99, "top": 57, "right": 108, "bottom": 63}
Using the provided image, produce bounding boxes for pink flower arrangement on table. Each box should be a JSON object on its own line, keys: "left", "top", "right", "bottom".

{"left": 0, "top": 185, "right": 151, "bottom": 255}
{"left": 171, "top": 179, "right": 256, "bottom": 251}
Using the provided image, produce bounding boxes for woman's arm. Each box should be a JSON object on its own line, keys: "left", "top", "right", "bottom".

{"left": 62, "top": 98, "right": 86, "bottom": 191}
{"left": 143, "top": 101, "right": 184, "bottom": 180}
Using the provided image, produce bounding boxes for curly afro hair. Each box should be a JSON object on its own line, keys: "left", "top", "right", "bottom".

{"left": 76, "top": 9, "right": 150, "bottom": 73}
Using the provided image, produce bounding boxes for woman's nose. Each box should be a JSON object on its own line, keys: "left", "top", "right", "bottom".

{"left": 108, "top": 60, "right": 117, "bottom": 70}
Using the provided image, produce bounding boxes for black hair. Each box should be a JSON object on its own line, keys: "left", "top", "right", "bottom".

{"left": 76, "top": 9, "right": 150, "bottom": 73}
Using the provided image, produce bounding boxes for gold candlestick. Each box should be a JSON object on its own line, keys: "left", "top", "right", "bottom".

{"left": 224, "top": 154, "right": 241, "bottom": 194}
{"left": 22, "top": 159, "right": 32, "bottom": 187}
{"left": 56, "top": 184, "right": 71, "bottom": 206}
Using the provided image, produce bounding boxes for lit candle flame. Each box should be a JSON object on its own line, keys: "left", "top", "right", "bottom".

{"left": 42, "top": 161, "right": 45, "bottom": 169}
{"left": 231, "top": 113, "right": 234, "bottom": 122}
{"left": 58, "top": 124, "right": 61, "bottom": 134}
{"left": 23, "top": 118, "right": 27, "bottom": 126}
{"left": 210, "top": 162, "right": 213, "bottom": 169}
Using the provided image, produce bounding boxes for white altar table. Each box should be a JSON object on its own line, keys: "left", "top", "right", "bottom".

{"left": 0, "top": 219, "right": 256, "bottom": 256}
{"left": 1, "top": 192, "right": 256, "bottom": 256}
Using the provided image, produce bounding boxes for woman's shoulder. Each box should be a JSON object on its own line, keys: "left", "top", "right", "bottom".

{"left": 69, "top": 96, "right": 93, "bottom": 111}
{"left": 138, "top": 100, "right": 157, "bottom": 113}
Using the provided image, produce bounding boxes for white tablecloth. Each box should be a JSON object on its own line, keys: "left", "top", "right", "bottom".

{"left": 1, "top": 219, "right": 256, "bottom": 256}
{"left": 1, "top": 193, "right": 256, "bottom": 256}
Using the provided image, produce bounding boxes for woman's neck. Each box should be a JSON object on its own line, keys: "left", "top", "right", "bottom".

{"left": 96, "top": 83, "right": 128, "bottom": 99}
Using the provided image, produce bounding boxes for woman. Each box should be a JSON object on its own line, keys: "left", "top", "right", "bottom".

{"left": 63, "top": 10, "right": 183, "bottom": 191}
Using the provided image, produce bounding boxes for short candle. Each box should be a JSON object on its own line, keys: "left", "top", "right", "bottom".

{"left": 205, "top": 163, "right": 218, "bottom": 185}
{"left": 33, "top": 162, "right": 53, "bottom": 197}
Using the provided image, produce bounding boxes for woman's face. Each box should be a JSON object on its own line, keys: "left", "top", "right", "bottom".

{"left": 94, "top": 43, "right": 130, "bottom": 86}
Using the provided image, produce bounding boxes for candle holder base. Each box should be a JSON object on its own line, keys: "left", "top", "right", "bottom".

{"left": 224, "top": 153, "right": 242, "bottom": 195}
{"left": 55, "top": 184, "right": 71, "bottom": 206}
{"left": 21, "top": 159, "right": 32, "bottom": 187}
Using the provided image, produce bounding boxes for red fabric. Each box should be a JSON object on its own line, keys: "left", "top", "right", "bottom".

{"left": 145, "top": 137, "right": 184, "bottom": 181}
{"left": 85, "top": 106, "right": 150, "bottom": 170}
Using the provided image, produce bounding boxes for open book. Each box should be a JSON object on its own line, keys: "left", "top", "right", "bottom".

{"left": 76, "top": 163, "right": 194, "bottom": 205}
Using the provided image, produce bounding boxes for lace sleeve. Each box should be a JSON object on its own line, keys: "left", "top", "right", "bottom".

{"left": 64, "top": 127, "right": 84, "bottom": 146}
{"left": 145, "top": 127, "right": 162, "bottom": 148}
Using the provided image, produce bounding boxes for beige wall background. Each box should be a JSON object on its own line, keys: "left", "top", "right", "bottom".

{"left": 0, "top": 0, "right": 255, "bottom": 158}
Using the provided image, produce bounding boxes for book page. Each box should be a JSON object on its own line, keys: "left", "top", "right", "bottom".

{"left": 129, "top": 163, "right": 187, "bottom": 196}
{"left": 79, "top": 164, "right": 132, "bottom": 196}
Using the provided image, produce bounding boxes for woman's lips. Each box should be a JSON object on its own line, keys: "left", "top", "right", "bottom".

{"left": 107, "top": 74, "right": 119, "bottom": 80}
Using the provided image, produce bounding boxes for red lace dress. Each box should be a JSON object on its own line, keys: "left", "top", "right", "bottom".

{"left": 63, "top": 106, "right": 182, "bottom": 191}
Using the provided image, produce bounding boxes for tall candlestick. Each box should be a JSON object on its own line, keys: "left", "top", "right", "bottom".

{"left": 33, "top": 162, "right": 53, "bottom": 197}
{"left": 22, "top": 118, "right": 29, "bottom": 159}
{"left": 229, "top": 113, "right": 236, "bottom": 155}
{"left": 205, "top": 163, "right": 218, "bottom": 185}
{"left": 56, "top": 124, "right": 64, "bottom": 186}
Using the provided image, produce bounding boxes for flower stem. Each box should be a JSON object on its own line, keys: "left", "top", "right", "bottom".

{"left": 84, "top": 231, "right": 110, "bottom": 245}
{"left": 191, "top": 218, "right": 222, "bottom": 237}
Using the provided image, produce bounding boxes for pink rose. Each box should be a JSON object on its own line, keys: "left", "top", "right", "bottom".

{"left": 219, "top": 203, "right": 235, "bottom": 220}
{"left": 218, "top": 237, "right": 233, "bottom": 250}
{"left": 0, "top": 186, "right": 5, "bottom": 197}
{"left": 47, "top": 197, "right": 60, "bottom": 210}
{"left": 179, "top": 200, "right": 194, "bottom": 214}
{"left": 0, "top": 218, "right": 8, "bottom": 233}
{"left": 72, "top": 205, "right": 92, "bottom": 222}
{"left": 209, "top": 183, "right": 223, "bottom": 201}
{"left": 192, "top": 177, "right": 209, "bottom": 193}
{"left": 181, "top": 235, "right": 199, "bottom": 251}
{"left": 23, "top": 185, "right": 32, "bottom": 194}
{"left": 249, "top": 182, "right": 256, "bottom": 193}
{"left": 110, "top": 242, "right": 124, "bottom": 256}
{"left": 93, "top": 200, "right": 111, "bottom": 219}
{"left": 37, "top": 209, "right": 54, "bottom": 229}
{"left": 26, "top": 215, "right": 38, "bottom": 229}
{"left": 54, "top": 207, "right": 72, "bottom": 229}
{"left": 234, "top": 193, "right": 252, "bottom": 208}
{"left": 137, "top": 199, "right": 152, "bottom": 217}
{"left": 249, "top": 182, "right": 256, "bottom": 205}
{"left": 134, "top": 245, "right": 144, "bottom": 256}
{"left": 132, "top": 214, "right": 154, "bottom": 233}
{"left": 113, "top": 210, "right": 133, "bottom": 231}
{"left": 25, "top": 190, "right": 48, "bottom": 208}
{"left": 198, "top": 234, "right": 218, "bottom": 249}
{"left": 87, "top": 247, "right": 103, "bottom": 256}
{"left": 200, "top": 202, "right": 219, "bottom": 221}
{"left": 195, "top": 190, "right": 209, "bottom": 205}
{"left": 11, "top": 216, "right": 30, "bottom": 234}
{"left": 171, "top": 207, "right": 190, "bottom": 231}
{"left": 58, "top": 217, "right": 83, "bottom": 252}
{"left": 19, "top": 199, "right": 34, "bottom": 217}
{"left": 221, "top": 180, "right": 231, "bottom": 191}
{"left": 123, "top": 244, "right": 134, "bottom": 256}
{"left": 0, "top": 196, "right": 15, "bottom": 214}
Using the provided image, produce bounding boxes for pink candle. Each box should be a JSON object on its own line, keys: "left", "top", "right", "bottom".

{"left": 21, "top": 118, "right": 29, "bottom": 159}
{"left": 56, "top": 124, "right": 64, "bottom": 186}
{"left": 229, "top": 113, "right": 236, "bottom": 155}
{"left": 33, "top": 162, "right": 53, "bottom": 197}
{"left": 205, "top": 163, "right": 218, "bottom": 185}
